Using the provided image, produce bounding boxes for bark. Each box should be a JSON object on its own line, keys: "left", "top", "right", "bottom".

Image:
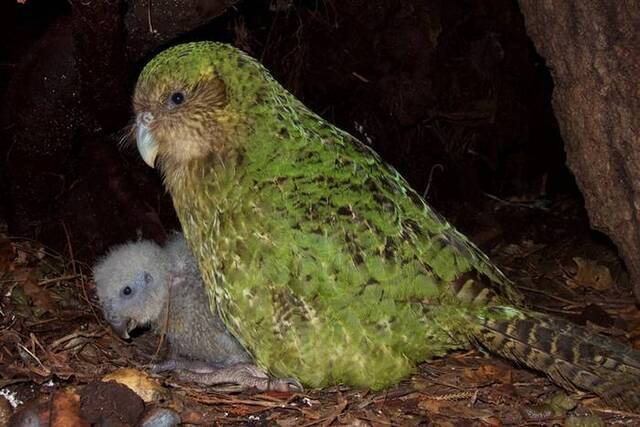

{"left": 518, "top": 1, "right": 640, "bottom": 299}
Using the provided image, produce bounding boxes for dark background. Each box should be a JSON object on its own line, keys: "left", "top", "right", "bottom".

{"left": 0, "top": 0, "right": 582, "bottom": 263}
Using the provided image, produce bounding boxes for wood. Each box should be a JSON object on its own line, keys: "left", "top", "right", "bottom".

{"left": 519, "top": 0, "right": 640, "bottom": 299}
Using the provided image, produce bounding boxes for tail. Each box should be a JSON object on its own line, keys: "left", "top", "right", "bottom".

{"left": 471, "top": 306, "right": 640, "bottom": 411}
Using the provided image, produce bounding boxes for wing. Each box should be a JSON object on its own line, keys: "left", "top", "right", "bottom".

{"left": 242, "top": 102, "right": 521, "bottom": 306}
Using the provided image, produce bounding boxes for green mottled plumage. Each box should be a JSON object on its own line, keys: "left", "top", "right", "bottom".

{"left": 133, "top": 42, "right": 640, "bottom": 409}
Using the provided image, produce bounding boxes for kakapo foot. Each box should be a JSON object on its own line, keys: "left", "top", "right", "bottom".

{"left": 176, "top": 363, "right": 303, "bottom": 392}
{"left": 152, "top": 360, "right": 302, "bottom": 392}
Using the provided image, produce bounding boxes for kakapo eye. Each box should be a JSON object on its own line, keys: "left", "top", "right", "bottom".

{"left": 168, "top": 91, "right": 185, "bottom": 107}
{"left": 122, "top": 286, "right": 132, "bottom": 296}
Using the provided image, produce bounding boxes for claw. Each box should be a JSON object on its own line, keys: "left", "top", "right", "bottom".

{"left": 150, "top": 359, "right": 178, "bottom": 373}
{"left": 268, "top": 377, "right": 304, "bottom": 392}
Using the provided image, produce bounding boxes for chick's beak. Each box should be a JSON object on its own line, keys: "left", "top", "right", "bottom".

{"left": 111, "top": 317, "right": 138, "bottom": 340}
{"left": 136, "top": 112, "right": 158, "bottom": 168}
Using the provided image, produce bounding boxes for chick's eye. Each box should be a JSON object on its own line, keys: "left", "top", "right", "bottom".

{"left": 122, "top": 286, "right": 132, "bottom": 296}
{"left": 169, "top": 91, "right": 185, "bottom": 107}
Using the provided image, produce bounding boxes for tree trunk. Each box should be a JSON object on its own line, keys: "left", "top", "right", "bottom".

{"left": 518, "top": 0, "right": 640, "bottom": 300}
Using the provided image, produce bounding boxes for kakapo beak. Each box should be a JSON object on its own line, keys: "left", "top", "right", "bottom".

{"left": 111, "top": 317, "right": 138, "bottom": 340}
{"left": 135, "top": 113, "right": 158, "bottom": 168}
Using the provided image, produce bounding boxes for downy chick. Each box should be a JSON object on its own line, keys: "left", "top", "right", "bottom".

{"left": 93, "top": 233, "right": 301, "bottom": 391}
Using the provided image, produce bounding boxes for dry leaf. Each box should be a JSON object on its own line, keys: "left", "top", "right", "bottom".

{"left": 417, "top": 399, "right": 447, "bottom": 414}
{"left": 15, "top": 269, "right": 57, "bottom": 313}
{"left": 337, "top": 414, "right": 371, "bottom": 426}
{"left": 276, "top": 415, "right": 305, "bottom": 427}
{"left": 463, "top": 364, "right": 512, "bottom": 385}
{"left": 568, "top": 257, "right": 613, "bottom": 290}
{"left": 102, "top": 368, "right": 167, "bottom": 403}
{"left": 565, "top": 414, "right": 606, "bottom": 427}
{"left": 418, "top": 399, "right": 499, "bottom": 424}
{"left": 0, "top": 396, "right": 12, "bottom": 427}
{"left": 50, "top": 388, "right": 89, "bottom": 427}
{"left": 0, "top": 234, "right": 15, "bottom": 273}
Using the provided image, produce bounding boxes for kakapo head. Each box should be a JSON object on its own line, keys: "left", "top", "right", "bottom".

{"left": 93, "top": 240, "right": 171, "bottom": 338}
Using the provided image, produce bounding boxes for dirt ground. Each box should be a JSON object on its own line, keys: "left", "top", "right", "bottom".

{"left": 1, "top": 195, "right": 640, "bottom": 426}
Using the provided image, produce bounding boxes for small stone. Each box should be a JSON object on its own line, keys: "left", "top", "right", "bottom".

{"left": 139, "top": 407, "right": 181, "bottom": 427}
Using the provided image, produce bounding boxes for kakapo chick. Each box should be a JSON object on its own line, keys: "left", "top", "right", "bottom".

{"left": 93, "top": 233, "right": 301, "bottom": 391}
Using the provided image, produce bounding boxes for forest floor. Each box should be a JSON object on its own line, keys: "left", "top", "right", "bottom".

{"left": 1, "top": 195, "right": 640, "bottom": 426}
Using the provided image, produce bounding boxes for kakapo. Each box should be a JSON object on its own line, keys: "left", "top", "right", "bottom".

{"left": 93, "top": 233, "right": 300, "bottom": 391}
{"left": 131, "top": 42, "right": 640, "bottom": 410}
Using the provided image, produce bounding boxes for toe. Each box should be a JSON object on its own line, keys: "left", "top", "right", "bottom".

{"left": 271, "top": 377, "right": 303, "bottom": 392}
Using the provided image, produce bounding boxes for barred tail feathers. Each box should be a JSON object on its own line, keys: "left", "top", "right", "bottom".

{"left": 471, "top": 306, "right": 640, "bottom": 411}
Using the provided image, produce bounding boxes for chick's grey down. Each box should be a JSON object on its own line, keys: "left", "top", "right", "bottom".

{"left": 92, "top": 233, "right": 301, "bottom": 391}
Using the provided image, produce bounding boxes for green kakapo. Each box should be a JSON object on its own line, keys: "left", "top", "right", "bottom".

{"left": 131, "top": 41, "right": 640, "bottom": 410}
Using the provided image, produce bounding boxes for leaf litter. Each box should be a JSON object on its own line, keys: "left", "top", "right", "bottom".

{"left": 1, "top": 198, "right": 640, "bottom": 425}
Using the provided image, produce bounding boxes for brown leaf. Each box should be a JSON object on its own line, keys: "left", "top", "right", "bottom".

{"left": 0, "top": 396, "right": 12, "bottom": 426}
{"left": 0, "top": 234, "right": 15, "bottom": 273}
{"left": 276, "top": 415, "right": 306, "bottom": 427}
{"left": 568, "top": 257, "right": 613, "bottom": 290}
{"left": 319, "top": 392, "right": 348, "bottom": 427}
{"left": 418, "top": 398, "right": 499, "bottom": 424}
{"left": 417, "top": 398, "right": 447, "bottom": 414}
{"left": 16, "top": 269, "right": 57, "bottom": 313}
{"left": 9, "top": 397, "right": 50, "bottom": 426}
{"left": 102, "top": 368, "right": 168, "bottom": 403}
{"left": 51, "top": 388, "right": 89, "bottom": 427}
{"left": 463, "top": 364, "right": 512, "bottom": 385}
{"left": 337, "top": 414, "right": 371, "bottom": 426}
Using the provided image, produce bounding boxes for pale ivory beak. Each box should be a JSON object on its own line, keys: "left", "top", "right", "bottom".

{"left": 136, "top": 112, "right": 158, "bottom": 168}
{"left": 111, "top": 316, "right": 138, "bottom": 340}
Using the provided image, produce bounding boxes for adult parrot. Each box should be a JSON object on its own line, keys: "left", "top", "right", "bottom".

{"left": 132, "top": 41, "right": 640, "bottom": 410}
